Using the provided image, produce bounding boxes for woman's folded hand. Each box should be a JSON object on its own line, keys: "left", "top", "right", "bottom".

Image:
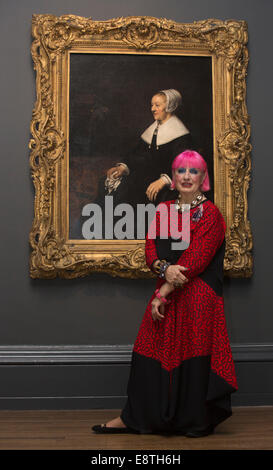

{"left": 151, "top": 297, "right": 165, "bottom": 322}
{"left": 165, "top": 265, "right": 189, "bottom": 287}
{"left": 146, "top": 177, "right": 166, "bottom": 201}
{"left": 107, "top": 166, "right": 125, "bottom": 179}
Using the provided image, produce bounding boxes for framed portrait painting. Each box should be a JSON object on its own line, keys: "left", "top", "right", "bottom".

{"left": 29, "top": 15, "right": 252, "bottom": 279}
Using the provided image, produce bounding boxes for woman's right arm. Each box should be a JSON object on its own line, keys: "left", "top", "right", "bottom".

{"left": 145, "top": 230, "right": 159, "bottom": 271}
{"left": 145, "top": 207, "right": 161, "bottom": 271}
{"left": 145, "top": 205, "right": 188, "bottom": 284}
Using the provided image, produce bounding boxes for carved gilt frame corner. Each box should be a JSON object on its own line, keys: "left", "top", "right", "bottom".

{"left": 29, "top": 14, "right": 252, "bottom": 279}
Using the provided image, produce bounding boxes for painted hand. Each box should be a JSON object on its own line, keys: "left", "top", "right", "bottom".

{"left": 146, "top": 178, "right": 166, "bottom": 202}
{"left": 107, "top": 166, "right": 125, "bottom": 179}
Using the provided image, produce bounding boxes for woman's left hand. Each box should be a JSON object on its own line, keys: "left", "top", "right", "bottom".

{"left": 146, "top": 178, "right": 166, "bottom": 202}
{"left": 151, "top": 297, "right": 165, "bottom": 322}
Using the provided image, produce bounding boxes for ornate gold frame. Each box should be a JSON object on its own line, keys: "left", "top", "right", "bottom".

{"left": 29, "top": 15, "right": 252, "bottom": 279}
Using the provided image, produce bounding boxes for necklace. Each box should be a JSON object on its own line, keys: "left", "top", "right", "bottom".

{"left": 175, "top": 193, "right": 204, "bottom": 212}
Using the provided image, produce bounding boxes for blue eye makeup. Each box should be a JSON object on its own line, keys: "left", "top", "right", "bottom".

{"left": 177, "top": 167, "right": 199, "bottom": 174}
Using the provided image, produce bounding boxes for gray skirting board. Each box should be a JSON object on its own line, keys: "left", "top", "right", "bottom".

{"left": 0, "top": 344, "right": 272, "bottom": 409}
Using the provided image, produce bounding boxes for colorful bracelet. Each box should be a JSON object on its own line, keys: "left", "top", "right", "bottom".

{"left": 154, "top": 289, "right": 171, "bottom": 304}
{"left": 159, "top": 261, "right": 171, "bottom": 279}
{"left": 152, "top": 260, "right": 161, "bottom": 274}
{"left": 153, "top": 259, "right": 171, "bottom": 279}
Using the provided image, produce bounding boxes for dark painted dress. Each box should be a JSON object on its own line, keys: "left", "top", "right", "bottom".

{"left": 121, "top": 131, "right": 193, "bottom": 206}
{"left": 120, "top": 199, "right": 238, "bottom": 434}
{"left": 94, "top": 118, "right": 193, "bottom": 238}
{"left": 96, "top": 116, "right": 193, "bottom": 207}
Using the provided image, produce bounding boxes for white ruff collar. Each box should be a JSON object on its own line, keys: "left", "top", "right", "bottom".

{"left": 141, "top": 115, "right": 189, "bottom": 146}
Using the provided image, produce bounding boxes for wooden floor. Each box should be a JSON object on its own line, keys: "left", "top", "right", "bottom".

{"left": 0, "top": 407, "right": 272, "bottom": 450}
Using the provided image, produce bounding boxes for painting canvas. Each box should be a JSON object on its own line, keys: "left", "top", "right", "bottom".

{"left": 69, "top": 53, "right": 213, "bottom": 239}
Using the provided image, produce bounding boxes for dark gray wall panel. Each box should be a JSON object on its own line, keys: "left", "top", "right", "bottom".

{"left": 0, "top": 0, "right": 272, "bottom": 407}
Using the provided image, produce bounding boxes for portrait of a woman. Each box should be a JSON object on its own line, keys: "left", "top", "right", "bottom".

{"left": 92, "top": 150, "right": 238, "bottom": 436}
{"left": 101, "top": 88, "right": 193, "bottom": 207}
{"left": 69, "top": 53, "right": 214, "bottom": 240}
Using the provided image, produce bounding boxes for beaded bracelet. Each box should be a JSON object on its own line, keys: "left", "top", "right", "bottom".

{"left": 152, "top": 259, "right": 171, "bottom": 279}
{"left": 155, "top": 289, "right": 171, "bottom": 304}
{"left": 159, "top": 261, "right": 171, "bottom": 279}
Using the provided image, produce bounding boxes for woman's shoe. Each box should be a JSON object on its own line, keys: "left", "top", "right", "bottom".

{"left": 92, "top": 423, "right": 139, "bottom": 434}
{"left": 184, "top": 425, "right": 214, "bottom": 438}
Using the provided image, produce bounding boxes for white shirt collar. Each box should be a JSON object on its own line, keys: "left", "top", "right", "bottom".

{"left": 141, "top": 115, "right": 189, "bottom": 146}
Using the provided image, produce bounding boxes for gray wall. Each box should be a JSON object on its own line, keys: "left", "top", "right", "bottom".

{"left": 0, "top": 0, "right": 272, "bottom": 408}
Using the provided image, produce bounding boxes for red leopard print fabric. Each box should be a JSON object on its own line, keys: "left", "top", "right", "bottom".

{"left": 135, "top": 199, "right": 238, "bottom": 390}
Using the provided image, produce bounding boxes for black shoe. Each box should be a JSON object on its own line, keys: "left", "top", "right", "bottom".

{"left": 92, "top": 423, "right": 139, "bottom": 434}
{"left": 185, "top": 426, "right": 214, "bottom": 438}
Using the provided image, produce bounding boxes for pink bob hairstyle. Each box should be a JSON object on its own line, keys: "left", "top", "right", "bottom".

{"left": 170, "top": 150, "right": 211, "bottom": 192}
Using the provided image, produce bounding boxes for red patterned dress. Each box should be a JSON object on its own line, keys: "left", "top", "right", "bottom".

{"left": 120, "top": 198, "right": 238, "bottom": 435}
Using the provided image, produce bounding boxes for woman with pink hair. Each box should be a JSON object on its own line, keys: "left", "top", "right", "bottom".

{"left": 93, "top": 150, "right": 238, "bottom": 437}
